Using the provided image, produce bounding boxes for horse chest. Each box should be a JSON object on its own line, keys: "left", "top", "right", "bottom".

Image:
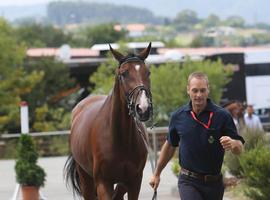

{"left": 103, "top": 159, "right": 146, "bottom": 181}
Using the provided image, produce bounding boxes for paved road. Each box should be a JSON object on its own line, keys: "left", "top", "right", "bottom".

{"left": 0, "top": 156, "right": 179, "bottom": 200}
{"left": 0, "top": 156, "right": 231, "bottom": 200}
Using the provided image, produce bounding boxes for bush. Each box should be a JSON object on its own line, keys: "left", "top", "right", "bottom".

{"left": 15, "top": 134, "right": 46, "bottom": 187}
{"left": 241, "top": 128, "right": 267, "bottom": 151}
{"left": 240, "top": 146, "right": 270, "bottom": 200}
{"left": 224, "top": 128, "right": 267, "bottom": 177}
{"left": 224, "top": 151, "right": 242, "bottom": 177}
{"left": 171, "top": 157, "right": 181, "bottom": 178}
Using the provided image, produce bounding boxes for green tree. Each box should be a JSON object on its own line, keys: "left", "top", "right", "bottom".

{"left": 89, "top": 51, "right": 232, "bottom": 125}
{"left": 32, "top": 104, "right": 71, "bottom": 132}
{"left": 89, "top": 43, "right": 128, "bottom": 94}
{"left": 0, "top": 18, "right": 43, "bottom": 133}
{"left": 23, "top": 58, "right": 77, "bottom": 132}
{"left": 47, "top": 1, "right": 162, "bottom": 26}
{"left": 250, "top": 33, "right": 270, "bottom": 46}
{"left": 76, "top": 23, "right": 127, "bottom": 47}
{"left": 223, "top": 16, "right": 245, "bottom": 28}
{"left": 253, "top": 22, "right": 270, "bottom": 31}
{"left": 151, "top": 59, "right": 232, "bottom": 124}
{"left": 190, "top": 34, "right": 215, "bottom": 47}
{"left": 202, "top": 14, "right": 220, "bottom": 28}
{"left": 173, "top": 9, "right": 200, "bottom": 31}
{"left": 15, "top": 22, "right": 73, "bottom": 47}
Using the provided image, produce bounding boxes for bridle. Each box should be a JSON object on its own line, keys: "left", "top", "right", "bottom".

{"left": 127, "top": 85, "right": 153, "bottom": 119}
{"left": 117, "top": 57, "right": 153, "bottom": 121}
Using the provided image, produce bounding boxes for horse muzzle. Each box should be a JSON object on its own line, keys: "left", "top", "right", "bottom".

{"left": 135, "top": 103, "right": 152, "bottom": 122}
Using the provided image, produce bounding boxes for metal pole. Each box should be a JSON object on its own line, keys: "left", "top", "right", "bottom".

{"left": 10, "top": 102, "right": 30, "bottom": 200}
{"left": 20, "top": 101, "right": 29, "bottom": 134}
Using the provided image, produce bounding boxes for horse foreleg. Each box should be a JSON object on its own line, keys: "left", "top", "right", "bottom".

{"left": 127, "top": 176, "right": 143, "bottom": 200}
{"left": 96, "top": 180, "right": 114, "bottom": 200}
{"left": 76, "top": 165, "right": 97, "bottom": 200}
{"left": 112, "top": 183, "right": 127, "bottom": 200}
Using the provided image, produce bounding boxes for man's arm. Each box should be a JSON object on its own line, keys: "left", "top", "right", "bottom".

{"left": 149, "top": 141, "right": 176, "bottom": 190}
{"left": 220, "top": 136, "right": 243, "bottom": 155}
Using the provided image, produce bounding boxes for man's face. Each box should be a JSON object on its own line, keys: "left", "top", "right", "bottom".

{"left": 247, "top": 106, "right": 254, "bottom": 115}
{"left": 187, "top": 77, "right": 209, "bottom": 108}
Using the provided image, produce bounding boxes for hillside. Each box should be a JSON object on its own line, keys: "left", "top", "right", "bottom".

{"left": 47, "top": 2, "right": 163, "bottom": 25}
{"left": 0, "top": 0, "right": 270, "bottom": 24}
{"left": 93, "top": 0, "right": 270, "bottom": 23}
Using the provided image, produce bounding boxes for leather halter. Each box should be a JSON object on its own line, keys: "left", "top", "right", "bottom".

{"left": 117, "top": 57, "right": 153, "bottom": 120}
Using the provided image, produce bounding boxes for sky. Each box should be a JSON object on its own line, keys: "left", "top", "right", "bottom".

{"left": 0, "top": 0, "right": 269, "bottom": 24}
{"left": 0, "top": 0, "right": 52, "bottom": 6}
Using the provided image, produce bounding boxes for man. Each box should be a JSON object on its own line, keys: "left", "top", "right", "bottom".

{"left": 244, "top": 105, "right": 264, "bottom": 131}
{"left": 149, "top": 72, "right": 244, "bottom": 200}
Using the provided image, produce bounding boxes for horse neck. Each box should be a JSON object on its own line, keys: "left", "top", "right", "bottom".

{"left": 109, "top": 78, "right": 136, "bottom": 145}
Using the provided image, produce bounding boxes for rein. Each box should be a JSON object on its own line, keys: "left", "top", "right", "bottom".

{"left": 134, "top": 118, "right": 157, "bottom": 200}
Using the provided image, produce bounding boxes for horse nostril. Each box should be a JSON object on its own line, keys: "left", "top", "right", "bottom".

{"left": 136, "top": 104, "right": 143, "bottom": 114}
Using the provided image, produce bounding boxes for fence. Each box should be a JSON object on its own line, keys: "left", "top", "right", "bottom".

{"left": 3, "top": 127, "right": 268, "bottom": 159}
{"left": 0, "top": 127, "right": 169, "bottom": 159}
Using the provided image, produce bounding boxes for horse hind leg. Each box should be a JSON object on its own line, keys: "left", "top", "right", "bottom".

{"left": 112, "top": 183, "right": 127, "bottom": 200}
{"left": 76, "top": 164, "right": 97, "bottom": 200}
{"left": 64, "top": 155, "right": 97, "bottom": 200}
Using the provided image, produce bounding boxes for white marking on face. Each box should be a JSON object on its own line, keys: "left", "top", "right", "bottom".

{"left": 135, "top": 64, "right": 140, "bottom": 71}
{"left": 139, "top": 91, "right": 149, "bottom": 113}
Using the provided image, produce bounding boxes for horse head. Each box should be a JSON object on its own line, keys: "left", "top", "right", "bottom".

{"left": 223, "top": 100, "right": 245, "bottom": 119}
{"left": 109, "top": 43, "right": 153, "bottom": 122}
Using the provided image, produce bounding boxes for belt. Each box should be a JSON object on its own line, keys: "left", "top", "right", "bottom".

{"left": 180, "top": 168, "right": 222, "bottom": 182}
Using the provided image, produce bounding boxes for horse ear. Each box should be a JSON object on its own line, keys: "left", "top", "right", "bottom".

{"left": 109, "top": 44, "right": 124, "bottom": 62}
{"left": 138, "top": 42, "right": 151, "bottom": 60}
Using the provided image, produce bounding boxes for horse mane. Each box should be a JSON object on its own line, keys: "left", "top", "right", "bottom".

{"left": 222, "top": 100, "right": 240, "bottom": 108}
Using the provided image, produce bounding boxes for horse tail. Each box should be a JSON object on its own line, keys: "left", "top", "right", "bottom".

{"left": 64, "top": 154, "right": 82, "bottom": 197}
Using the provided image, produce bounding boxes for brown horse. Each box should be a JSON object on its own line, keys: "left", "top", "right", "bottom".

{"left": 65, "top": 43, "right": 153, "bottom": 200}
{"left": 223, "top": 100, "right": 245, "bottom": 132}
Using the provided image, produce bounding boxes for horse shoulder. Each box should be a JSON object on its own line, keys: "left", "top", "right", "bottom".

{"left": 70, "top": 95, "right": 107, "bottom": 174}
{"left": 72, "top": 95, "right": 107, "bottom": 122}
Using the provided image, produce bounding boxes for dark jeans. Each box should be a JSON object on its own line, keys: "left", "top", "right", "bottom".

{"left": 178, "top": 174, "right": 224, "bottom": 200}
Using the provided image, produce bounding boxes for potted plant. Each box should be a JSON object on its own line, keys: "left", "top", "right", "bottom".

{"left": 15, "top": 134, "right": 46, "bottom": 200}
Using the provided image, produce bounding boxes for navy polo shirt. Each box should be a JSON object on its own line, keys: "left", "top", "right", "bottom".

{"left": 168, "top": 99, "right": 245, "bottom": 175}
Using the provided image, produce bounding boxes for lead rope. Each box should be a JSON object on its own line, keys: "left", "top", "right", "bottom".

{"left": 127, "top": 84, "right": 157, "bottom": 200}
{"left": 134, "top": 118, "right": 157, "bottom": 200}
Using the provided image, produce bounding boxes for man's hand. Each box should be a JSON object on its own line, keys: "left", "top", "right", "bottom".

{"left": 219, "top": 136, "right": 233, "bottom": 151}
{"left": 220, "top": 136, "right": 243, "bottom": 154}
{"left": 149, "top": 141, "right": 176, "bottom": 191}
{"left": 149, "top": 174, "right": 160, "bottom": 191}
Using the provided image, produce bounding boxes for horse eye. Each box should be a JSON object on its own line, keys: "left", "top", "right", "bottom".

{"left": 121, "top": 70, "right": 129, "bottom": 77}
{"left": 147, "top": 71, "right": 151, "bottom": 77}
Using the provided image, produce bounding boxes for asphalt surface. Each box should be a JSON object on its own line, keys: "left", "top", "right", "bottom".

{"left": 0, "top": 156, "right": 180, "bottom": 200}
